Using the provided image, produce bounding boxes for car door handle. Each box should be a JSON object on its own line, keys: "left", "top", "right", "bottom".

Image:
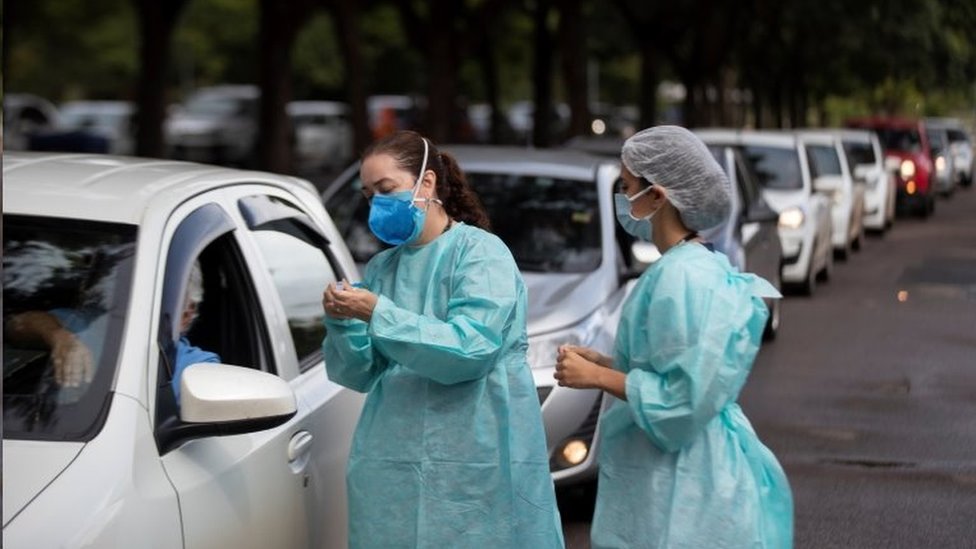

{"left": 288, "top": 431, "right": 314, "bottom": 463}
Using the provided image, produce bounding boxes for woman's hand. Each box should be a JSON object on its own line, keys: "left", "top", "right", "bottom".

{"left": 558, "top": 344, "right": 612, "bottom": 369}
{"left": 322, "top": 279, "right": 378, "bottom": 322}
{"left": 554, "top": 348, "right": 605, "bottom": 390}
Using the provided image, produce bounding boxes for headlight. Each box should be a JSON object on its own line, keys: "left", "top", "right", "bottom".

{"left": 900, "top": 159, "right": 916, "bottom": 179}
{"left": 591, "top": 119, "right": 606, "bottom": 135}
{"left": 935, "top": 156, "right": 946, "bottom": 172}
{"left": 778, "top": 206, "right": 804, "bottom": 229}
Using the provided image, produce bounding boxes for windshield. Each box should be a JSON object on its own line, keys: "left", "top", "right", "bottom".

{"left": 60, "top": 110, "right": 128, "bottom": 132}
{"left": 184, "top": 96, "right": 251, "bottom": 118}
{"left": 742, "top": 145, "right": 804, "bottom": 190}
{"left": 466, "top": 172, "right": 602, "bottom": 273}
{"left": 876, "top": 128, "right": 922, "bottom": 153}
{"left": 3, "top": 215, "right": 136, "bottom": 441}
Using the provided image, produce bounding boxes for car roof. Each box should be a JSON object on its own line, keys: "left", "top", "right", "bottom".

{"left": 696, "top": 128, "right": 799, "bottom": 148}
{"left": 3, "top": 152, "right": 314, "bottom": 225}
{"left": 59, "top": 100, "right": 134, "bottom": 113}
{"left": 287, "top": 100, "right": 349, "bottom": 115}
{"left": 845, "top": 116, "right": 920, "bottom": 129}
{"left": 443, "top": 145, "right": 615, "bottom": 180}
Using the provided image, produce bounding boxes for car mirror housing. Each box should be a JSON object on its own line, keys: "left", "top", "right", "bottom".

{"left": 813, "top": 175, "right": 844, "bottom": 193}
{"left": 180, "top": 363, "right": 297, "bottom": 424}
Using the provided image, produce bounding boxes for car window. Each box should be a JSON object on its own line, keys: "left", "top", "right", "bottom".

{"left": 927, "top": 130, "right": 947, "bottom": 153}
{"left": 806, "top": 145, "right": 842, "bottom": 178}
{"left": 946, "top": 129, "right": 970, "bottom": 144}
{"left": 3, "top": 215, "right": 136, "bottom": 441}
{"left": 742, "top": 145, "right": 804, "bottom": 190}
{"left": 733, "top": 149, "right": 761, "bottom": 207}
{"left": 240, "top": 195, "right": 340, "bottom": 370}
{"left": 843, "top": 140, "right": 876, "bottom": 168}
{"left": 467, "top": 172, "right": 603, "bottom": 273}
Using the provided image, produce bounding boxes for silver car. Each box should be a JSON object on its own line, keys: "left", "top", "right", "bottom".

{"left": 323, "top": 146, "right": 640, "bottom": 486}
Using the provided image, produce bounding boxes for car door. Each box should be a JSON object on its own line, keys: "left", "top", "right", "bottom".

{"left": 154, "top": 192, "right": 312, "bottom": 549}
{"left": 232, "top": 188, "right": 365, "bottom": 549}
{"left": 734, "top": 148, "right": 782, "bottom": 286}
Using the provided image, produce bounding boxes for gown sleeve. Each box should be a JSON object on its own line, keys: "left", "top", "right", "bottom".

{"left": 623, "top": 266, "right": 770, "bottom": 452}
{"left": 323, "top": 264, "right": 390, "bottom": 393}
{"left": 367, "top": 235, "right": 519, "bottom": 386}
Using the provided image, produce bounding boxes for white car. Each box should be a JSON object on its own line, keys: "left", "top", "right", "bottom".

{"left": 3, "top": 152, "right": 364, "bottom": 548}
{"left": 837, "top": 128, "right": 896, "bottom": 233}
{"left": 165, "top": 85, "right": 260, "bottom": 166}
{"left": 926, "top": 117, "right": 974, "bottom": 188}
{"left": 796, "top": 129, "right": 866, "bottom": 260}
{"left": 288, "top": 100, "right": 354, "bottom": 173}
{"left": 697, "top": 129, "right": 833, "bottom": 295}
{"left": 58, "top": 100, "right": 136, "bottom": 155}
{"left": 2, "top": 93, "right": 59, "bottom": 150}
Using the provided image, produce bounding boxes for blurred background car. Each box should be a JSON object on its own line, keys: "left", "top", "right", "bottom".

{"left": 323, "top": 146, "right": 642, "bottom": 488}
{"left": 287, "top": 100, "right": 354, "bottom": 174}
{"left": 367, "top": 94, "right": 426, "bottom": 140}
{"left": 926, "top": 117, "right": 973, "bottom": 188}
{"left": 56, "top": 100, "right": 136, "bottom": 155}
{"left": 165, "top": 84, "right": 260, "bottom": 165}
{"left": 3, "top": 151, "right": 364, "bottom": 548}
{"left": 923, "top": 120, "right": 957, "bottom": 196}
{"left": 798, "top": 129, "right": 866, "bottom": 260}
{"left": 699, "top": 129, "right": 833, "bottom": 296}
{"left": 837, "top": 128, "right": 897, "bottom": 234}
{"left": 2, "top": 93, "right": 59, "bottom": 151}
{"left": 845, "top": 116, "right": 938, "bottom": 218}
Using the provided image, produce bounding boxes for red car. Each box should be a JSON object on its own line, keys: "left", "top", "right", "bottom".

{"left": 844, "top": 117, "right": 936, "bottom": 217}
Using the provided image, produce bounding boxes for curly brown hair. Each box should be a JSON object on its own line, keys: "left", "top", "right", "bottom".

{"left": 362, "top": 130, "right": 492, "bottom": 231}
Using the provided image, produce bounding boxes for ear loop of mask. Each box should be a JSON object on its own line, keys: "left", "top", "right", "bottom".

{"left": 627, "top": 182, "right": 656, "bottom": 221}
{"left": 411, "top": 138, "right": 443, "bottom": 211}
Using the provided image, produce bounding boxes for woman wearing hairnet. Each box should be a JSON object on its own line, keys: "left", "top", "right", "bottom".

{"left": 322, "top": 130, "right": 564, "bottom": 548}
{"left": 555, "top": 126, "right": 794, "bottom": 548}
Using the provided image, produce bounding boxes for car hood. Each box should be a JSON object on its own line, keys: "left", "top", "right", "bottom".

{"left": 2, "top": 439, "right": 84, "bottom": 526}
{"left": 759, "top": 189, "right": 806, "bottom": 213}
{"left": 522, "top": 270, "right": 609, "bottom": 335}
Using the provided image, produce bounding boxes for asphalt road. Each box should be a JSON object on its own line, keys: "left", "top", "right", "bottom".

{"left": 558, "top": 184, "right": 976, "bottom": 548}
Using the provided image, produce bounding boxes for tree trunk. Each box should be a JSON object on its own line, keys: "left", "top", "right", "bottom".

{"left": 558, "top": 0, "right": 588, "bottom": 139}
{"left": 532, "top": 0, "right": 555, "bottom": 147}
{"left": 133, "top": 0, "right": 188, "bottom": 158}
{"left": 425, "top": 31, "right": 457, "bottom": 143}
{"left": 256, "top": 0, "right": 300, "bottom": 172}
{"left": 329, "top": 0, "right": 370, "bottom": 154}
{"left": 478, "top": 36, "right": 503, "bottom": 144}
{"left": 637, "top": 40, "right": 660, "bottom": 129}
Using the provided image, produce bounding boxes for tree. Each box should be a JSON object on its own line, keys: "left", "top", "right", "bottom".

{"left": 133, "top": 0, "right": 190, "bottom": 158}
{"left": 323, "top": 0, "right": 371, "bottom": 154}
{"left": 556, "top": 0, "right": 589, "bottom": 138}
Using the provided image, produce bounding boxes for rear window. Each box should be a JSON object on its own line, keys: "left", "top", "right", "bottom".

{"left": 875, "top": 128, "right": 922, "bottom": 153}
{"left": 741, "top": 145, "right": 804, "bottom": 190}
{"left": 3, "top": 215, "right": 136, "bottom": 441}
{"left": 806, "top": 145, "right": 842, "bottom": 178}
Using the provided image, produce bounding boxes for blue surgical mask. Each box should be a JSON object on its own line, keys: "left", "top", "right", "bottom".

{"left": 614, "top": 185, "right": 655, "bottom": 241}
{"left": 368, "top": 138, "right": 440, "bottom": 246}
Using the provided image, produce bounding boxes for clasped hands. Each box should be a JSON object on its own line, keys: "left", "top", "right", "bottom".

{"left": 553, "top": 344, "right": 612, "bottom": 390}
{"left": 322, "top": 279, "right": 378, "bottom": 322}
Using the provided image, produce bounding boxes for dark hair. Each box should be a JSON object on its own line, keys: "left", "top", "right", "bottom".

{"left": 362, "top": 130, "right": 492, "bottom": 231}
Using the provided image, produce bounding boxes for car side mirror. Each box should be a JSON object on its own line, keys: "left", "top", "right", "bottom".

{"left": 813, "top": 175, "right": 844, "bottom": 193}
{"left": 745, "top": 200, "right": 779, "bottom": 224}
{"left": 180, "top": 363, "right": 296, "bottom": 424}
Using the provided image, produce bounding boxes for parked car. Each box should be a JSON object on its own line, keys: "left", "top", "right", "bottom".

{"left": 797, "top": 129, "right": 866, "bottom": 260}
{"left": 701, "top": 139, "right": 784, "bottom": 339}
{"left": 697, "top": 129, "right": 833, "bottom": 296}
{"left": 3, "top": 152, "right": 364, "bottom": 548}
{"left": 57, "top": 100, "right": 136, "bottom": 155}
{"left": 926, "top": 117, "right": 973, "bottom": 188}
{"left": 367, "top": 94, "right": 426, "bottom": 140}
{"left": 923, "top": 121, "right": 957, "bottom": 196}
{"left": 845, "top": 117, "right": 937, "bottom": 218}
{"left": 288, "top": 100, "right": 354, "bottom": 173}
{"left": 837, "top": 128, "right": 897, "bottom": 234}
{"left": 323, "top": 146, "right": 645, "bottom": 486}
{"left": 165, "top": 84, "right": 260, "bottom": 166}
{"left": 2, "top": 93, "right": 59, "bottom": 151}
